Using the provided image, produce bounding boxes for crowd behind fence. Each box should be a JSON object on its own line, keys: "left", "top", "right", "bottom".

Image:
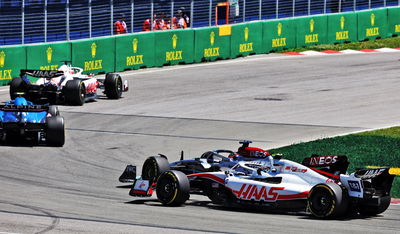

{"left": 0, "top": 0, "right": 399, "bottom": 46}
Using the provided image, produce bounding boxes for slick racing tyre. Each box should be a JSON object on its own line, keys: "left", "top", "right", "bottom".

{"left": 10, "top": 77, "right": 27, "bottom": 100}
{"left": 142, "top": 156, "right": 170, "bottom": 183}
{"left": 156, "top": 170, "right": 190, "bottom": 206}
{"left": 64, "top": 79, "right": 86, "bottom": 106}
{"left": 46, "top": 116, "right": 65, "bottom": 147}
{"left": 359, "top": 196, "right": 391, "bottom": 216}
{"left": 307, "top": 183, "right": 349, "bottom": 218}
{"left": 104, "top": 73, "right": 123, "bottom": 99}
{"left": 48, "top": 106, "right": 60, "bottom": 117}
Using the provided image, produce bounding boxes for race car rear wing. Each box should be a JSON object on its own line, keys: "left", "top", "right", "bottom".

{"left": 0, "top": 104, "right": 49, "bottom": 112}
{"left": 20, "top": 70, "right": 64, "bottom": 78}
{"left": 302, "top": 155, "right": 349, "bottom": 175}
{"left": 354, "top": 168, "right": 395, "bottom": 197}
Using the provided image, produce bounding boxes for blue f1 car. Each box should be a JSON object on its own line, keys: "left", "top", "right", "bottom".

{"left": 0, "top": 96, "right": 65, "bottom": 146}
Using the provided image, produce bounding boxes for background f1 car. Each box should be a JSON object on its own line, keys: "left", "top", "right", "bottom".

{"left": 9, "top": 64, "right": 128, "bottom": 105}
{"left": 0, "top": 96, "right": 65, "bottom": 146}
{"left": 122, "top": 142, "right": 395, "bottom": 218}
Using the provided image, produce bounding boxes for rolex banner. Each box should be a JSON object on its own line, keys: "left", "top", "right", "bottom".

{"left": 71, "top": 37, "right": 115, "bottom": 74}
{"left": 388, "top": 7, "right": 400, "bottom": 36}
{"left": 194, "top": 26, "right": 231, "bottom": 63}
{"left": 263, "top": 18, "right": 296, "bottom": 53}
{"left": 296, "top": 15, "right": 328, "bottom": 47}
{"left": 327, "top": 12, "right": 358, "bottom": 44}
{"left": 154, "top": 29, "right": 194, "bottom": 66}
{"left": 357, "top": 8, "right": 389, "bottom": 41}
{"left": 115, "top": 32, "right": 155, "bottom": 72}
{"left": 231, "top": 22, "right": 263, "bottom": 58}
{"left": 0, "top": 45, "right": 26, "bottom": 85}
{"left": 26, "top": 42, "right": 71, "bottom": 71}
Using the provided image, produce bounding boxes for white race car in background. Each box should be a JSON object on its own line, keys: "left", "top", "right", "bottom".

{"left": 9, "top": 62, "right": 128, "bottom": 105}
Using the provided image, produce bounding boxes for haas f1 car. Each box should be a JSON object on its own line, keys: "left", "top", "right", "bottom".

{"left": 0, "top": 96, "right": 65, "bottom": 146}
{"left": 120, "top": 141, "right": 396, "bottom": 218}
{"left": 10, "top": 64, "right": 128, "bottom": 105}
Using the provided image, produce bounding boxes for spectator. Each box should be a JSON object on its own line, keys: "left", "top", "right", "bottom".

{"left": 153, "top": 13, "right": 166, "bottom": 31}
{"left": 179, "top": 7, "right": 190, "bottom": 28}
{"left": 114, "top": 14, "right": 127, "bottom": 34}
{"left": 142, "top": 18, "right": 151, "bottom": 31}
{"left": 171, "top": 16, "right": 179, "bottom": 29}
{"left": 176, "top": 9, "right": 187, "bottom": 29}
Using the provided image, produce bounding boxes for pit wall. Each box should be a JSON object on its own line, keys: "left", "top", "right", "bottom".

{"left": 0, "top": 7, "right": 399, "bottom": 86}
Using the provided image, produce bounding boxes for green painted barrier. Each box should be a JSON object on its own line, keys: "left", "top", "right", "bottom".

{"left": 115, "top": 32, "right": 155, "bottom": 71}
{"left": 71, "top": 37, "right": 115, "bottom": 74}
{"left": 231, "top": 22, "right": 264, "bottom": 58}
{"left": 26, "top": 42, "right": 71, "bottom": 70}
{"left": 327, "top": 12, "right": 358, "bottom": 44}
{"left": 0, "top": 46, "right": 26, "bottom": 85}
{"left": 154, "top": 29, "right": 194, "bottom": 66}
{"left": 388, "top": 7, "right": 400, "bottom": 36}
{"left": 194, "top": 26, "right": 231, "bottom": 62}
{"left": 263, "top": 18, "right": 297, "bottom": 52}
{"left": 357, "top": 9, "right": 389, "bottom": 41}
{"left": 296, "top": 15, "right": 328, "bottom": 47}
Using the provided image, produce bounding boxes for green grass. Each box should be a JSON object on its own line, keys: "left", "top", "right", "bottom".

{"left": 281, "top": 36, "right": 400, "bottom": 52}
{"left": 269, "top": 127, "right": 400, "bottom": 198}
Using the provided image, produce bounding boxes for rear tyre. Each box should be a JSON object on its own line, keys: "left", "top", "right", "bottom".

{"left": 10, "top": 77, "right": 27, "bottom": 100}
{"left": 142, "top": 156, "right": 170, "bottom": 183}
{"left": 307, "top": 183, "right": 349, "bottom": 218}
{"left": 359, "top": 196, "right": 391, "bottom": 216}
{"left": 156, "top": 170, "right": 190, "bottom": 206}
{"left": 48, "top": 106, "right": 59, "bottom": 116}
{"left": 104, "top": 73, "right": 123, "bottom": 99}
{"left": 64, "top": 79, "right": 85, "bottom": 106}
{"left": 46, "top": 116, "right": 65, "bottom": 147}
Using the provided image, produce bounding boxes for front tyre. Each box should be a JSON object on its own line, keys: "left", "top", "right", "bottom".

{"left": 104, "top": 73, "right": 123, "bottom": 99}
{"left": 48, "top": 105, "right": 60, "bottom": 117}
{"left": 307, "top": 183, "right": 349, "bottom": 218}
{"left": 359, "top": 196, "right": 391, "bottom": 216}
{"left": 46, "top": 116, "right": 65, "bottom": 147}
{"left": 141, "top": 156, "right": 170, "bottom": 184}
{"left": 156, "top": 170, "right": 190, "bottom": 206}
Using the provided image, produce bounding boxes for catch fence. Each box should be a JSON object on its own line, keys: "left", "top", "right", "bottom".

{"left": 0, "top": 0, "right": 399, "bottom": 45}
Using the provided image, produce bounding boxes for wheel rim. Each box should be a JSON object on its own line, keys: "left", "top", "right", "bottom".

{"left": 79, "top": 83, "right": 85, "bottom": 102}
{"left": 142, "top": 160, "right": 157, "bottom": 181}
{"left": 309, "top": 189, "right": 334, "bottom": 217}
{"left": 116, "top": 78, "right": 122, "bottom": 96}
{"left": 157, "top": 175, "right": 177, "bottom": 203}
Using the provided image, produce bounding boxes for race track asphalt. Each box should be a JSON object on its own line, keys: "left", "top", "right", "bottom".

{"left": 0, "top": 52, "right": 399, "bottom": 233}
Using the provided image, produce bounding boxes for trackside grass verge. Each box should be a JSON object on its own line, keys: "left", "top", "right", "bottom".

{"left": 269, "top": 127, "right": 400, "bottom": 198}
{"left": 281, "top": 36, "right": 400, "bottom": 53}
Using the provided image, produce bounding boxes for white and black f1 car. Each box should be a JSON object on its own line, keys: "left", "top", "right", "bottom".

{"left": 0, "top": 96, "right": 65, "bottom": 146}
{"left": 10, "top": 63, "right": 128, "bottom": 105}
{"left": 120, "top": 142, "right": 395, "bottom": 218}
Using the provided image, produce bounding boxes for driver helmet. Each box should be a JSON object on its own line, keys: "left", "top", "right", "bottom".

{"left": 14, "top": 97, "right": 28, "bottom": 106}
{"left": 58, "top": 64, "right": 69, "bottom": 74}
